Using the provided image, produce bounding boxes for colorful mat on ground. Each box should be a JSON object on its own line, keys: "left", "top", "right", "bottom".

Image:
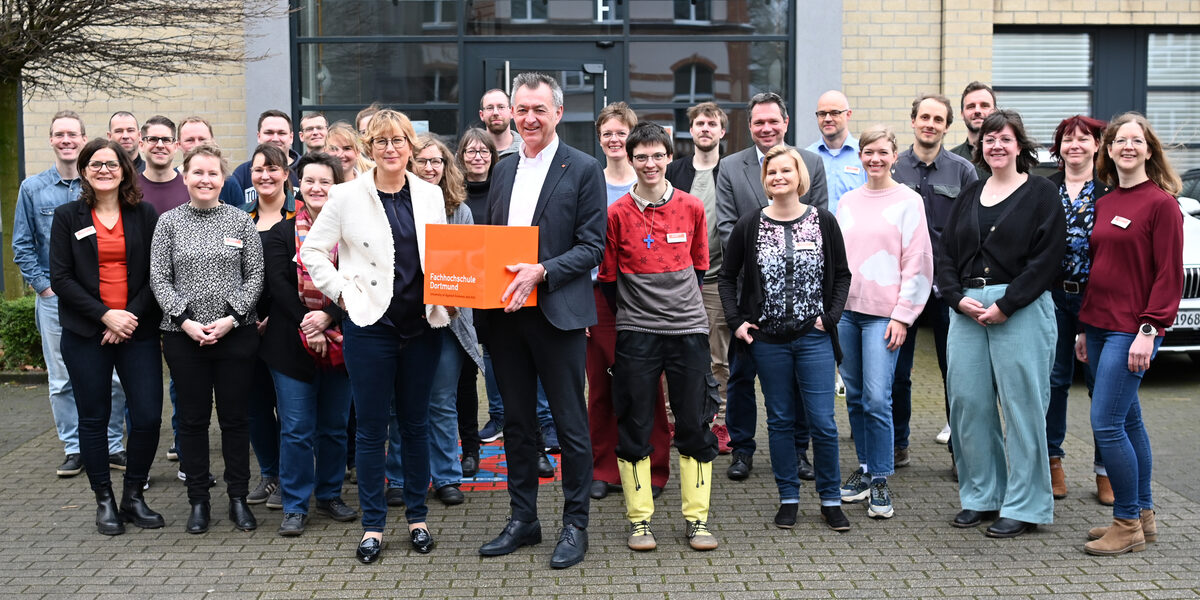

{"left": 460, "top": 441, "right": 559, "bottom": 491}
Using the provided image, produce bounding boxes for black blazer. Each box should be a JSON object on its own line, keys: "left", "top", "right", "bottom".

{"left": 261, "top": 218, "right": 346, "bottom": 382}
{"left": 49, "top": 200, "right": 160, "bottom": 340}
{"left": 666, "top": 154, "right": 721, "bottom": 194}
{"left": 485, "top": 140, "right": 607, "bottom": 331}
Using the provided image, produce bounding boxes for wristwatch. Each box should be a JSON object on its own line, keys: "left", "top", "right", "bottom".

{"left": 1138, "top": 323, "right": 1158, "bottom": 337}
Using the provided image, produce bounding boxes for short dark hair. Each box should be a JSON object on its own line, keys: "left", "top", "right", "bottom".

{"left": 625, "top": 122, "right": 674, "bottom": 162}
{"left": 296, "top": 151, "right": 344, "bottom": 186}
{"left": 140, "top": 115, "right": 177, "bottom": 137}
{"left": 747, "top": 92, "right": 788, "bottom": 121}
{"left": 972, "top": 110, "right": 1040, "bottom": 174}
{"left": 257, "top": 109, "right": 292, "bottom": 132}
{"left": 911, "top": 93, "right": 954, "bottom": 127}
{"left": 687, "top": 102, "right": 728, "bottom": 131}
{"left": 251, "top": 143, "right": 294, "bottom": 195}
{"left": 78, "top": 138, "right": 142, "bottom": 209}
{"left": 960, "top": 81, "right": 996, "bottom": 109}
{"left": 479, "top": 88, "right": 508, "bottom": 109}
{"left": 108, "top": 111, "right": 138, "bottom": 131}
{"left": 300, "top": 112, "right": 327, "bottom": 126}
{"left": 1049, "top": 115, "right": 1108, "bottom": 168}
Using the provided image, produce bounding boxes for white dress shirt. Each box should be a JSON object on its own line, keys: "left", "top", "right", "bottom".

{"left": 507, "top": 135, "right": 560, "bottom": 227}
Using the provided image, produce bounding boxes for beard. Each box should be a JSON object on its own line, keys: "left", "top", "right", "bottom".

{"left": 694, "top": 138, "right": 719, "bottom": 153}
{"left": 486, "top": 119, "right": 510, "bottom": 135}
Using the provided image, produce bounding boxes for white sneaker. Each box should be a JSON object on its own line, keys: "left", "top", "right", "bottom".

{"left": 835, "top": 371, "right": 846, "bottom": 397}
{"left": 177, "top": 470, "right": 187, "bottom": 481}
{"left": 936, "top": 424, "right": 951, "bottom": 445}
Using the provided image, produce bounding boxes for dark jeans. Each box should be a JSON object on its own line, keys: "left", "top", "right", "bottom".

{"left": 248, "top": 359, "right": 280, "bottom": 478}
{"left": 343, "top": 320, "right": 441, "bottom": 531}
{"left": 1048, "top": 288, "right": 1101, "bottom": 464}
{"left": 271, "top": 367, "right": 352, "bottom": 514}
{"left": 613, "top": 331, "right": 718, "bottom": 463}
{"left": 61, "top": 331, "right": 163, "bottom": 491}
{"left": 726, "top": 343, "right": 810, "bottom": 457}
{"left": 164, "top": 327, "right": 258, "bottom": 502}
{"left": 892, "top": 294, "right": 950, "bottom": 452}
{"left": 457, "top": 357, "right": 481, "bottom": 456}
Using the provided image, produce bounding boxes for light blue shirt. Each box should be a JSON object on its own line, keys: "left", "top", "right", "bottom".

{"left": 12, "top": 165, "right": 82, "bottom": 293}
{"left": 806, "top": 135, "right": 866, "bottom": 215}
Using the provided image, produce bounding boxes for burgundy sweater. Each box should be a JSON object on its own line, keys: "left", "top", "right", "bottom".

{"left": 1079, "top": 180, "right": 1184, "bottom": 334}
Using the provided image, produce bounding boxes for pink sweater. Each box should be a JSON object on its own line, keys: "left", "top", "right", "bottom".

{"left": 835, "top": 184, "right": 934, "bottom": 324}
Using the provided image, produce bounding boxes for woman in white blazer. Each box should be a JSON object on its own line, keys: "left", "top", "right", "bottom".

{"left": 300, "top": 109, "right": 449, "bottom": 563}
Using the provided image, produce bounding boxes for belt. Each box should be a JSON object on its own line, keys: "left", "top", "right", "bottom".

{"left": 961, "top": 277, "right": 995, "bottom": 289}
{"left": 1061, "top": 280, "right": 1085, "bottom": 294}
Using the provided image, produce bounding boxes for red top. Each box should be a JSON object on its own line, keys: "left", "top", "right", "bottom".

{"left": 94, "top": 209, "right": 128, "bottom": 311}
{"left": 1080, "top": 180, "right": 1183, "bottom": 334}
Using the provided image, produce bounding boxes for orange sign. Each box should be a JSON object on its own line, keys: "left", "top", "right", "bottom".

{"left": 424, "top": 224, "right": 539, "bottom": 308}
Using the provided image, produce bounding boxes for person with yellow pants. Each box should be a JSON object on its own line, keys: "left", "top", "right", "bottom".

{"left": 599, "top": 123, "right": 719, "bottom": 552}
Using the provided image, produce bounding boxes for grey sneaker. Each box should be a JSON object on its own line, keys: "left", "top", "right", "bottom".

{"left": 840, "top": 467, "right": 870, "bottom": 503}
{"left": 57, "top": 453, "right": 84, "bottom": 477}
{"left": 868, "top": 479, "right": 894, "bottom": 519}
{"left": 265, "top": 485, "right": 283, "bottom": 510}
{"left": 247, "top": 477, "right": 279, "bottom": 504}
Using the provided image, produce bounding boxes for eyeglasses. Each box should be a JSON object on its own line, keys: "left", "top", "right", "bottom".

{"left": 51, "top": 132, "right": 82, "bottom": 140}
{"left": 301, "top": 125, "right": 327, "bottom": 133}
{"left": 982, "top": 136, "right": 1016, "bottom": 146}
{"left": 600, "top": 131, "right": 629, "bottom": 140}
{"left": 815, "top": 110, "right": 848, "bottom": 119}
{"left": 463, "top": 149, "right": 491, "bottom": 158}
{"left": 481, "top": 104, "right": 509, "bottom": 113}
{"left": 87, "top": 160, "right": 120, "bottom": 172}
{"left": 144, "top": 136, "right": 176, "bottom": 146}
{"left": 415, "top": 157, "right": 444, "bottom": 168}
{"left": 371, "top": 136, "right": 408, "bottom": 150}
{"left": 632, "top": 152, "right": 668, "bottom": 164}
{"left": 1111, "top": 137, "right": 1146, "bottom": 148}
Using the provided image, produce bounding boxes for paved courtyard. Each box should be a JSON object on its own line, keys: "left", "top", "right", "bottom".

{"left": 0, "top": 331, "right": 1197, "bottom": 599}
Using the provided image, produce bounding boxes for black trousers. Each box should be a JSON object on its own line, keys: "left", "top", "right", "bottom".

{"left": 456, "top": 357, "right": 481, "bottom": 456}
{"left": 614, "top": 331, "right": 718, "bottom": 463}
{"left": 484, "top": 308, "right": 591, "bottom": 528}
{"left": 163, "top": 326, "right": 258, "bottom": 502}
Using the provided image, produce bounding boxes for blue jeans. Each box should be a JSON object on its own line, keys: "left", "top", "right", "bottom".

{"left": 1048, "top": 288, "right": 1100, "bottom": 464}
{"left": 748, "top": 330, "right": 840, "bottom": 503}
{"left": 483, "top": 348, "right": 553, "bottom": 428}
{"left": 386, "top": 329, "right": 464, "bottom": 490}
{"left": 1085, "top": 326, "right": 1160, "bottom": 520}
{"left": 35, "top": 294, "right": 126, "bottom": 454}
{"left": 726, "top": 344, "right": 810, "bottom": 458}
{"left": 248, "top": 359, "right": 280, "bottom": 478}
{"left": 343, "top": 320, "right": 441, "bottom": 531}
{"left": 838, "top": 311, "right": 900, "bottom": 477}
{"left": 271, "top": 368, "right": 352, "bottom": 515}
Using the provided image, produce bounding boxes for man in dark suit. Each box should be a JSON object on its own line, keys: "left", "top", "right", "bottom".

{"left": 715, "top": 92, "right": 827, "bottom": 483}
{"left": 478, "top": 72, "right": 607, "bottom": 570}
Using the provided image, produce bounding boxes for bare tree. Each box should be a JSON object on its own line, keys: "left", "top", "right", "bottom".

{"left": 0, "top": 0, "right": 285, "bottom": 298}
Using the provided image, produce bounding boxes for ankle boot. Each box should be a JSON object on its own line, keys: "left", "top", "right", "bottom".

{"left": 95, "top": 486, "right": 125, "bottom": 536}
{"left": 680, "top": 455, "right": 718, "bottom": 551}
{"left": 1049, "top": 457, "right": 1067, "bottom": 499}
{"left": 229, "top": 497, "right": 258, "bottom": 531}
{"left": 186, "top": 501, "right": 210, "bottom": 534}
{"left": 1084, "top": 517, "right": 1145, "bottom": 555}
{"left": 1095, "top": 474, "right": 1114, "bottom": 505}
{"left": 1089, "top": 508, "right": 1156, "bottom": 543}
{"left": 119, "top": 480, "right": 165, "bottom": 529}
{"left": 617, "top": 457, "right": 655, "bottom": 551}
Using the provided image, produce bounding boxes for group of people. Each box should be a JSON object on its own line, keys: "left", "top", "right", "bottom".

{"left": 13, "top": 72, "right": 1183, "bottom": 565}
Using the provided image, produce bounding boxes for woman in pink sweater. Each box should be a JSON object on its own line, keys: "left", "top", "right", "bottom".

{"left": 834, "top": 125, "right": 934, "bottom": 519}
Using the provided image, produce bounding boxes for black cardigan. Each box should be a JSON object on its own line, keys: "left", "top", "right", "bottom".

{"left": 260, "top": 218, "right": 346, "bottom": 382}
{"left": 717, "top": 205, "right": 850, "bottom": 363}
{"left": 936, "top": 175, "right": 1066, "bottom": 316}
{"left": 665, "top": 154, "right": 720, "bottom": 193}
{"left": 49, "top": 200, "right": 161, "bottom": 340}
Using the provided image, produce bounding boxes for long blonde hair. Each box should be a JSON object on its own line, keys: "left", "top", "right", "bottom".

{"left": 325, "top": 122, "right": 373, "bottom": 174}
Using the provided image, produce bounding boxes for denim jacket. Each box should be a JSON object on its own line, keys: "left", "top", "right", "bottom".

{"left": 13, "top": 166, "right": 82, "bottom": 293}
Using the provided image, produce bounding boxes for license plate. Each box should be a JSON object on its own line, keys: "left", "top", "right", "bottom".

{"left": 1170, "top": 309, "right": 1200, "bottom": 330}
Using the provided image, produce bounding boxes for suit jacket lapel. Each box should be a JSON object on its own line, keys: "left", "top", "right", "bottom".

{"left": 531, "top": 145, "right": 569, "bottom": 226}
{"left": 492, "top": 160, "right": 518, "bottom": 226}
{"left": 77, "top": 201, "right": 100, "bottom": 263}
{"left": 741, "top": 150, "right": 768, "bottom": 209}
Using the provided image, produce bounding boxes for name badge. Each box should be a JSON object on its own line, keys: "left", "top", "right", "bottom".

{"left": 74, "top": 226, "right": 96, "bottom": 240}
{"left": 1111, "top": 216, "right": 1131, "bottom": 229}
{"left": 223, "top": 237, "right": 244, "bottom": 248}
{"left": 844, "top": 165, "right": 861, "bottom": 174}
{"left": 666, "top": 232, "right": 687, "bottom": 244}
{"left": 797, "top": 241, "right": 817, "bottom": 251}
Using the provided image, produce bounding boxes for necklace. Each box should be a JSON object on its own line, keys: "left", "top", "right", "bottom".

{"left": 639, "top": 206, "right": 657, "bottom": 249}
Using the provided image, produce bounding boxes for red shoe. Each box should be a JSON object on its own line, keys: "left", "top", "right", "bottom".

{"left": 712, "top": 424, "right": 732, "bottom": 455}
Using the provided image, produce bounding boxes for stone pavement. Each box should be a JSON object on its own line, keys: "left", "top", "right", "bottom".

{"left": 0, "top": 331, "right": 1197, "bottom": 599}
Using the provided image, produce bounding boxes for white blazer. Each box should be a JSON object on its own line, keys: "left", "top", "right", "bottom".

{"left": 300, "top": 168, "right": 450, "bottom": 328}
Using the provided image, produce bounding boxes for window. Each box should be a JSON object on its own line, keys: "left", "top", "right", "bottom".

{"left": 512, "top": 0, "right": 548, "bottom": 22}
{"left": 674, "top": 0, "right": 710, "bottom": 23}
{"left": 1147, "top": 33, "right": 1200, "bottom": 170}
{"left": 673, "top": 62, "right": 715, "bottom": 103}
{"left": 595, "top": 0, "right": 624, "bottom": 22}
{"left": 992, "top": 33, "right": 1091, "bottom": 143}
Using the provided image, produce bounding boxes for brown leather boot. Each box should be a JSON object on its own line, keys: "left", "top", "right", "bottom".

{"left": 1095, "top": 474, "right": 1114, "bottom": 506}
{"left": 1083, "top": 517, "right": 1145, "bottom": 555}
{"left": 1088, "top": 509, "right": 1156, "bottom": 544}
{"left": 1049, "top": 458, "right": 1067, "bottom": 499}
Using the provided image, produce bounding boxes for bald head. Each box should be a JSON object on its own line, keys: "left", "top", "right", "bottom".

{"left": 815, "top": 90, "right": 852, "bottom": 147}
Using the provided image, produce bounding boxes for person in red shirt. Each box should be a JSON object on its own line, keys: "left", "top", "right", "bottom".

{"left": 1077, "top": 112, "right": 1184, "bottom": 556}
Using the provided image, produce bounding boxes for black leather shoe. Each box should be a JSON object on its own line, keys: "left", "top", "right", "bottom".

{"left": 774, "top": 503, "right": 798, "bottom": 529}
{"left": 727, "top": 452, "right": 752, "bottom": 481}
{"left": 986, "top": 517, "right": 1037, "bottom": 538}
{"left": 461, "top": 453, "right": 480, "bottom": 479}
{"left": 278, "top": 513, "right": 307, "bottom": 537}
{"left": 537, "top": 451, "right": 555, "bottom": 478}
{"left": 652, "top": 485, "right": 664, "bottom": 499}
{"left": 797, "top": 455, "right": 816, "bottom": 481}
{"left": 550, "top": 524, "right": 588, "bottom": 569}
{"left": 589, "top": 479, "right": 609, "bottom": 499}
{"left": 228, "top": 497, "right": 257, "bottom": 531}
{"left": 385, "top": 487, "right": 405, "bottom": 507}
{"left": 356, "top": 536, "right": 383, "bottom": 564}
{"left": 409, "top": 527, "right": 435, "bottom": 554}
{"left": 479, "top": 518, "right": 542, "bottom": 556}
{"left": 951, "top": 509, "right": 999, "bottom": 528}
{"left": 186, "top": 501, "right": 210, "bottom": 534}
{"left": 95, "top": 486, "right": 125, "bottom": 536}
{"left": 436, "top": 484, "right": 465, "bottom": 506}
{"left": 316, "top": 497, "right": 359, "bottom": 522}
{"left": 119, "top": 481, "right": 165, "bottom": 529}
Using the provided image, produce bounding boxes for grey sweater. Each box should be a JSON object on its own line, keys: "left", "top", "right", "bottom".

{"left": 150, "top": 203, "right": 264, "bottom": 332}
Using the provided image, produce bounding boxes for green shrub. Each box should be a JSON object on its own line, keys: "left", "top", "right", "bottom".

{"left": 0, "top": 295, "right": 44, "bottom": 369}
